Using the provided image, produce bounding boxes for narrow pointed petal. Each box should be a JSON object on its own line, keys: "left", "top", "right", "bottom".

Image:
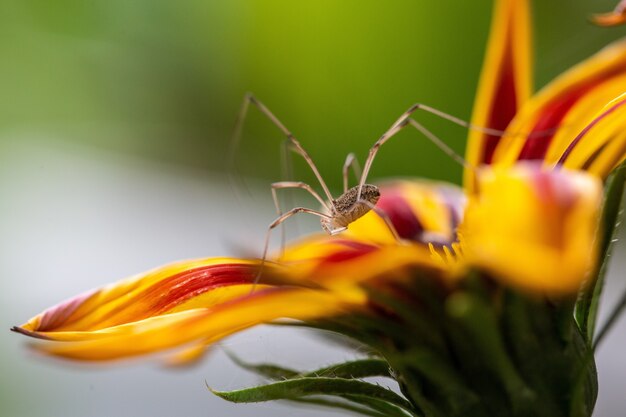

{"left": 12, "top": 256, "right": 370, "bottom": 361}
{"left": 31, "top": 288, "right": 359, "bottom": 361}
{"left": 464, "top": 0, "right": 533, "bottom": 191}
{"left": 460, "top": 164, "right": 602, "bottom": 294}
{"left": 492, "top": 38, "right": 626, "bottom": 178}
{"left": 558, "top": 93, "right": 626, "bottom": 178}
{"left": 17, "top": 258, "right": 265, "bottom": 334}
{"left": 592, "top": 1, "right": 626, "bottom": 26}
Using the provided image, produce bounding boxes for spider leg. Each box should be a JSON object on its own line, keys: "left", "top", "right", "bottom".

{"left": 271, "top": 181, "right": 332, "bottom": 256}
{"left": 342, "top": 153, "right": 362, "bottom": 193}
{"left": 356, "top": 102, "right": 559, "bottom": 199}
{"left": 230, "top": 93, "right": 337, "bottom": 209}
{"left": 357, "top": 199, "right": 404, "bottom": 243}
{"left": 255, "top": 207, "right": 333, "bottom": 285}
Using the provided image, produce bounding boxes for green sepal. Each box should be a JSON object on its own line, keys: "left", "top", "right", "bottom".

{"left": 576, "top": 160, "right": 626, "bottom": 341}
{"left": 502, "top": 291, "right": 597, "bottom": 417}
{"left": 210, "top": 377, "right": 419, "bottom": 417}
{"left": 226, "top": 351, "right": 393, "bottom": 381}
{"left": 288, "top": 396, "right": 396, "bottom": 417}
{"left": 225, "top": 350, "right": 299, "bottom": 379}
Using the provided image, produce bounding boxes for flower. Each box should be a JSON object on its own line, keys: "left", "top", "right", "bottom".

{"left": 12, "top": 1, "right": 626, "bottom": 416}
{"left": 592, "top": 1, "right": 626, "bottom": 27}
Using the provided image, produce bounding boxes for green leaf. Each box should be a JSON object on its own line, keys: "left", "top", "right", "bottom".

{"left": 227, "top": 350, "right": 393, "bottom": 381}
{"left": 210, "top": 377, "right": 418, "bottom": 416}
{"left": 569, "top": 329, "right": 598, "bottom": 417}
{"left": 301, "top": 359, "right": 392, "bottom": 379}
{"left": 288, "top": 396, "right": 394, "bottom": 417}
{"left": 576, "top": 160, "right": 626, "bottom": 341}
{"left": 289, "top": 395, "right": 415, "bottom": 417}
{"left": 225, "top": 350, "right": 300, "bottom": 379}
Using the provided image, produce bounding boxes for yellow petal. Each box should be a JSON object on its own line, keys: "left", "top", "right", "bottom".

{"left": 559, "top": 93, "right": 626, "bottom": 178}
{"left": 493, "top": 38, "right": 626, "bottom": 176}
{"left": 464, "top": 0, "right": 533, "bottom": 191}
{"left": 461, "top": 164, "right": 602, "bottom": 295}
{"left": 18, "top": 258, "right": 267, "bottom": 333}
{"left": 339, "top": 180, "right": 465, "bottom": 246}
{"left": 31, "top": 288, "right": 360, "bottom": 361}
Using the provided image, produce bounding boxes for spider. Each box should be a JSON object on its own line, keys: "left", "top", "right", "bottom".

{"left": 229, "top": 93, "right": 512, "bottom": 279}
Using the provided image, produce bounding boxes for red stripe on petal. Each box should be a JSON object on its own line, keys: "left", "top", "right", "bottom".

{"left": 483, "top": 47, "right": 518, "bottom": 164}
{"left": 142, "top": 264, "right": 257, "bottom": 316}
{"left": 36, "top": 289, "right": 98, "bottom": 331}
{"left": 376, "top": 189, "right": 424, "bottom": 241}
{"left": 321, "top": 240, "right": 378, "bottom": 264}
{"left": 518, "top": 86, "right": 592, "bottom": 160}
{"left": 558, "top": 96, "right": 626, "bottom": 164}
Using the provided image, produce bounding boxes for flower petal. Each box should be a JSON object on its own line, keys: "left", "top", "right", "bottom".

{"left": 592, "top": 1, "right": 626, "bottom": 27}
{"left": 558, "top": 93, "right": 626, "bottom": 178}
{"left": 27, "top": 288, "right": 359, "bottom": 361}
{"left": 276, "top": 180, "right": 465, "bottom": 286}
{"left": 460, "top": 163, "right": 602, "bottom": 294}
{"left": 343, "top": 180, "right": 466, "bottom": 246}
{"left": 17, "top": 258, "right": 265, "bottom": 334}
{"left": 492, "top": 38, "right": 626, "bottom": 177}
{"left": 464, "top": 0, "right": 533, "bottom": 191}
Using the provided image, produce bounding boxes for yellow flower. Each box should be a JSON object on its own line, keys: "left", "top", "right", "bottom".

{"left": 11, "top": 0, "right": 623, "bottom": 364}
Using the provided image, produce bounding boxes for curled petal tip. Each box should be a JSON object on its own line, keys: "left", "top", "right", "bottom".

{"left": 591, "top": 12, "right": 626, "bottom": 27}
{"left": 10, "top": 326, "right": 47, "bottom": 339}
{"left": 591, "top": 1, "right": 626, "bottom": 26}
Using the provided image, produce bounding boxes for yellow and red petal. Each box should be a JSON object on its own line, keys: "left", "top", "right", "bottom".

{"left": 28, "top": 288, "right": 360, "bottom": 361}
{"left": 558, "top": 93, "right": 626, "bottom": 178}
{"left": 344, "top": 180, "right": 466, "bottom": 247}
{"left": 13, "top": 257, "right": 368, "bottom": 361}
{"left": 17, "top": 258, "right": 267, "bottom": 334}
{"left": 277, "top": 180, "right": 465, "bottom": 285}
{"left": 592, "top": 1, "right": 626, "bottom": 27}
{"left": 492, "top": 38, "right": 626, "bottom": 178}
{"left": 464, "top": 0, "right": 533, "bottom": 191}
{"left": 460, "top": 164, "right": 602, "bottom": 294}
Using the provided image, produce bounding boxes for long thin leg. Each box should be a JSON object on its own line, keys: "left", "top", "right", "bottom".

{"left": 387, "top": 102, "right": 510, "bottom": 138}
{"left": 229, "top": 93, "right": 336, "bottom": 208}
{"left": 272, "top": 181, "right": 330, "bottom": 210}
{"left": 356, "top": 100, "right": 564, "bottom": 199}
{"left": 342, "top": 153, "right": 362, "bottom": 193}
{"left": 357, "top": 199, "right": 403, "bottom": 243}
{"left": 358, "top": 116, "right": 473, "bottom": 200}
{"left": 271, "top": 180, "right": 332, "bottom": 256}
{"left": 407, "top": 119, "right": 472, "bottom": 169}
{"left": 277, "top": 140, "right": 298, "bottom": 253}
{"left": 255, "top": 207, "right": 333, "bottom": 284}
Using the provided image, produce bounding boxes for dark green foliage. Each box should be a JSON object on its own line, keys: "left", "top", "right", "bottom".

{"left": 575, "top": 160, "right": 626, "bottom": 341}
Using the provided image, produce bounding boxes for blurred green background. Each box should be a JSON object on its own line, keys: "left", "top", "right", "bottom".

{"left": 2, "top": 0, "right": 625, "bottom": 192}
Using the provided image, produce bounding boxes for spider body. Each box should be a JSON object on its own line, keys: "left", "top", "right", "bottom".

{"left": 322, "top": 184, "right": 380, "bottom": 234}
{"left": 230, "top": 93, "right": 493, "bottom": 280}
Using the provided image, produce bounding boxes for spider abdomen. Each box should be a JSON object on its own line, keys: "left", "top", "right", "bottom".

{"left": 320, "top": 184, "right": 380, "bottom": 234}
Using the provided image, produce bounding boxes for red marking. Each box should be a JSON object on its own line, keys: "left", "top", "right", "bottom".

{"left": 376, "top": 189, "right": 424, "bottom": 241}
{"left": 321, "top": 241, "right": 378, "bottom": 264}
{"left": 532, "top": 169, "right": 577, "bottom": 209}
{"left": 558, "top": 96, "right": 626, "bottom": 164}
{"left": 143, "top": 264, "right": 257, "bottom": 316}
{"left": 482, "top": 41, "right": 518, "bottom": 164}
{"left": 36, "top": 288, "right": 98, "bottom": 331}
{"left": 518, "top": 86, "right": 593, "bottom": 160}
